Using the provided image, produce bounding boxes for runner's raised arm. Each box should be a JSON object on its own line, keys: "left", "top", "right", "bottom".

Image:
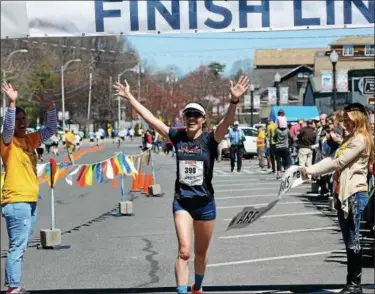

{"left": 214, "top": 75, "right": 250, "bottom": 143}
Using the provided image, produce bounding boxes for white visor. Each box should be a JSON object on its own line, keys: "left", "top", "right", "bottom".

{"left": 183, "top": 103, "right": 206, "bottom": 116}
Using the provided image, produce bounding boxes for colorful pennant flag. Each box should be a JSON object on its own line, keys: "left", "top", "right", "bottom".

{"left": 124, "top": 155, "right": 137, "bottom": 176}
{"left": 37, "top": 163, "right": 47, "bottom": 177}
{"left": 106, "top": 159, "right": 114, "bottom": 179}
{"left": 95, "top": 163, "right": 103, "bottom": 183}
{"left": 66, "top": 166, "right": 81, "bottom": 186}
{"left": 147, "top": 150, "right": 151, "bottom": 166}
{"left": 110, "top": 157, "right": 119, "bottom": 177}
{"left": 77, "top": 165, "right": 88, "bottom": 187}
{"left": 85, "top": 164, "right": 93, "bottom": 186}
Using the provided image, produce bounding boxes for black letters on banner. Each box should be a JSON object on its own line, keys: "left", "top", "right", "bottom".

{"left": 226, "top": 200, "right": 279, "bottom": 231}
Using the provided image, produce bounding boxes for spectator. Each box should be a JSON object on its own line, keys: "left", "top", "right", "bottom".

{"left": 297, "top": 120, "right": 316, "bottom": 168}
{"left": 303, "top": 103, "right": 374, "bottom": 294}
{"left": 274, "top": 116, "right": 291, "bottom": 180}
{"left": 266, "top": 118, "right": 278, "bottom": 174}
{"left": 1, "top": 82, "right": 57, "bottom": 293}
{"left": 227, "top": 121, "right": 245, "bottom": 172}
{"left": 256, "top": 126, "right": 266, "bottom": 170}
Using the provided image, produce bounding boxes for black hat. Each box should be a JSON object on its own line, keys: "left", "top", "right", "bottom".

{"left": 344, "top": 103, "right": 366, "bottom": 114}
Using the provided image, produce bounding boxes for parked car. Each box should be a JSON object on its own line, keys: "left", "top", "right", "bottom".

{"left": 253, "top": 123, "right": 266, "bottom": 129}
{"left": 239, "top": 126, "right": 258, "bottom": 159}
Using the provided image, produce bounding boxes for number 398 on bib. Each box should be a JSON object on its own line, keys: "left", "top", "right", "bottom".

{"left": 179, "top": 160, "right": 204, "bottom": 186}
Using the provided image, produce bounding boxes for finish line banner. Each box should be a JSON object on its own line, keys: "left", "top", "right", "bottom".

{"left": 1, "top": 0, "right": 374, "bottom": 39}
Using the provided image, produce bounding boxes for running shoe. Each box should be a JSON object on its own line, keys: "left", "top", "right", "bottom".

{"left": 191, "top": 284, "right": 203, "bottom": 294}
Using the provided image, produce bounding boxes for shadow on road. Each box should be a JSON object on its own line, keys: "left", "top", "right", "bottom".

{"left": 2, "top": 284, "right": 374, "bottom": 294}
{"left": 300, "top": 192, "right": 374, "bottom": 269}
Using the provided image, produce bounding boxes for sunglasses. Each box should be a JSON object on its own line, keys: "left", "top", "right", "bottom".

{"left": 184, "top": 111, "right": 203, "bottom": 118}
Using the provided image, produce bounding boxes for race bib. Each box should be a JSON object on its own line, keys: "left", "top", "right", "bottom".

{"left": 179, "top": 160, "right": 204, "bottom": 186}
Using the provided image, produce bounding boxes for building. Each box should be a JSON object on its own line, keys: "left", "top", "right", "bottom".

{"left": 304, "top": 35, "right": 374, "bottom": 114}
{"left": 248, "top": 47, "right": 328, "bottom": 123}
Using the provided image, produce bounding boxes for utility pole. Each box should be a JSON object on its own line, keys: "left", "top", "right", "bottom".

{"left": 87, "top": 55, "right": 94, "bottom": 121}
{"left": 117, "top": 74, "right": 121, "bottom": 131}
{"left": 61, "top": 65, "right": 65, "bottom": 129}
{"left": 109, "top": 76, "right": 112, "bottom": 106}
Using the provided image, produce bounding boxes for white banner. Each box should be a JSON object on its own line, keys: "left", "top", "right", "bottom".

{"left": 268, "top": 87, "right": 277, "bottom": 105}
{"left": 1, "top": 0, "right": 374, "bottom": 39}
{"left": 227, "top": 165, "right": 305, "bottom": 231}
{"left": 280, "top": 87, "right": 289, "bottom": 104}
{"left": 254, "top": 95, "right": 260, "bottom": 109}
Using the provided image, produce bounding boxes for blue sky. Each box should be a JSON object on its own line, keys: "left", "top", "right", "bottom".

{"left": 126, "top": 27, "right": 373, "bottom": 76}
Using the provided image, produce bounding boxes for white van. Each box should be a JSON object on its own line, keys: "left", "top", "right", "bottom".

{"left": 238, "top": 126, "right": 258, "bottom": 159}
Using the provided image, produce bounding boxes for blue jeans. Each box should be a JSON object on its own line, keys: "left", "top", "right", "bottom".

{"left": 337, "top": 192, "right": 369, "bottom": 250}
{"left": 2, "top": 202, "right": 38, "bottom": 287}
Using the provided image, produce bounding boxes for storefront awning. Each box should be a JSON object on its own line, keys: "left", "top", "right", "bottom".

{"left": 269, "top": 106, "right": 320, "bottom": 122}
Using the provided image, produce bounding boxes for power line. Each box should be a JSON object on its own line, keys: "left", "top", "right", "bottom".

{"left": 129, "top": 33, "right": 372, "bottom": 41}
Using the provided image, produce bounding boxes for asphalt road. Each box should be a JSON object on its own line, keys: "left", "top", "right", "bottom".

{"left": 1, "top": 141, "right": 374, "bottom": 293}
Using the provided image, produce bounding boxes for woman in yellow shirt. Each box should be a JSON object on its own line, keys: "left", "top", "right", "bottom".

{"left": 1, "top": 83, "right": 57, "bottom": 294}
{"left": 256, "top": 126, "right": 266, "bottom": 170}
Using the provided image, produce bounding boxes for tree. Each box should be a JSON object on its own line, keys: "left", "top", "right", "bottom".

{"left": 228, "top": 58, "right": 253, "bottom": 78}
{"left": 208, "top": 62, "right": 226, "bottom": 77}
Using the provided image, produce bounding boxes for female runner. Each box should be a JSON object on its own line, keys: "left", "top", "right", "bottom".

{"left": 113, "top": 76, "right": 249, "bottom": 294}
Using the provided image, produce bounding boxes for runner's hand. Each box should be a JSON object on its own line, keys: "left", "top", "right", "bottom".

{"left": 1, "top": 82, "right": 18, "bottom": 102}
{"left": 113, "top": 80, "right": 133, "bottom": 100}
{"left": 230, "top": 75, "right": 250, "bottom": 101}
{"left": 301, "top": 167, "right": 309, "bottom": 179}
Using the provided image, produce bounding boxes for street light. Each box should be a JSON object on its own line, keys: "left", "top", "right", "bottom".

{"left": 329, "top": 50, "right": 339, "bottom": 112}
{"left": 249, "top": 84, "right": 255, "bottom": 127}
{"left": 2, "top": 49, "right": 28, "bottom": 123}
{"left": 117, "top": 64, "right": 144, "bottom": 130}
{"left": 274, "top": 72, "right": 281, "bottom": 106}
{"left": 61, "top": 59, "right": 81, "bottom": 130}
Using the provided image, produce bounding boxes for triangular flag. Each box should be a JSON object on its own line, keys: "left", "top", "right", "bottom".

{"left": 44, "top": 164, "right": 51, "bottom": 177}
{"left": 124, "top": 155, "right": 137, "bottom": 175}
{"left": 102, "top": 161, "right": 107, "bottom": 177}
{"left": 85, "top": 165, "right": 93, "bottom": 186}
{"left": 139, "top": 153, "right": 145, "bottom": 171}
{"left": 66, "top": 166, "right": 81, "bottom": 186}
{"left": 129, "top": 156, "right": 138, "bottom": 178}
{"left": 147, "top": 150, "right": 151, "bottom": 166}
{"left": 48, "top": 158, "right": 58, "bottom": 187}
{"left": 37, "top": 163, "right": 47, "bottom": 177}
{"left": 110, "top": 157, "right": 119, "bottom": 177}
{"left": 53, "top": 166, "right": 60, "bottom": 186}
{"left": 95, "top": 163, "right": 103, "bottom": 183}
{"left": 77, "top": 165, "right": 88, "bottom": 187}
{"left": 106, "top": 159, "right": 114, "bottom": 179}
{"left": 114, "top": 155, "right": 123, "bottom": 174}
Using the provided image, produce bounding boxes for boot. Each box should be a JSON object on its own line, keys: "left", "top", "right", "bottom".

{"left": 340, "top": 249, "right": 362, "bottom": 294}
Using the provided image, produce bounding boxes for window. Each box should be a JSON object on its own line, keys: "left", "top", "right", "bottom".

{"left": 343, "top": 45, "right": 354, "bottom": 56}
{"left": 241, "top": 128, "right": 258, "bottom": 137}
{"left": 365, "top": 45, "right": 374, "bottom": 56}
{"left": 297, "top": 72, "right": 311, "bottom": 78}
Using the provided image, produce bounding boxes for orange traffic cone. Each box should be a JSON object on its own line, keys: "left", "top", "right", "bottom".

{"left": 131, "top": 174, "right": 140, "bottom": 192}
{"left": 138, "top": 171, "right": 144, "bottom": 189}
{"left": 142, "top": 174, "right": 149, "bottom": 194}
